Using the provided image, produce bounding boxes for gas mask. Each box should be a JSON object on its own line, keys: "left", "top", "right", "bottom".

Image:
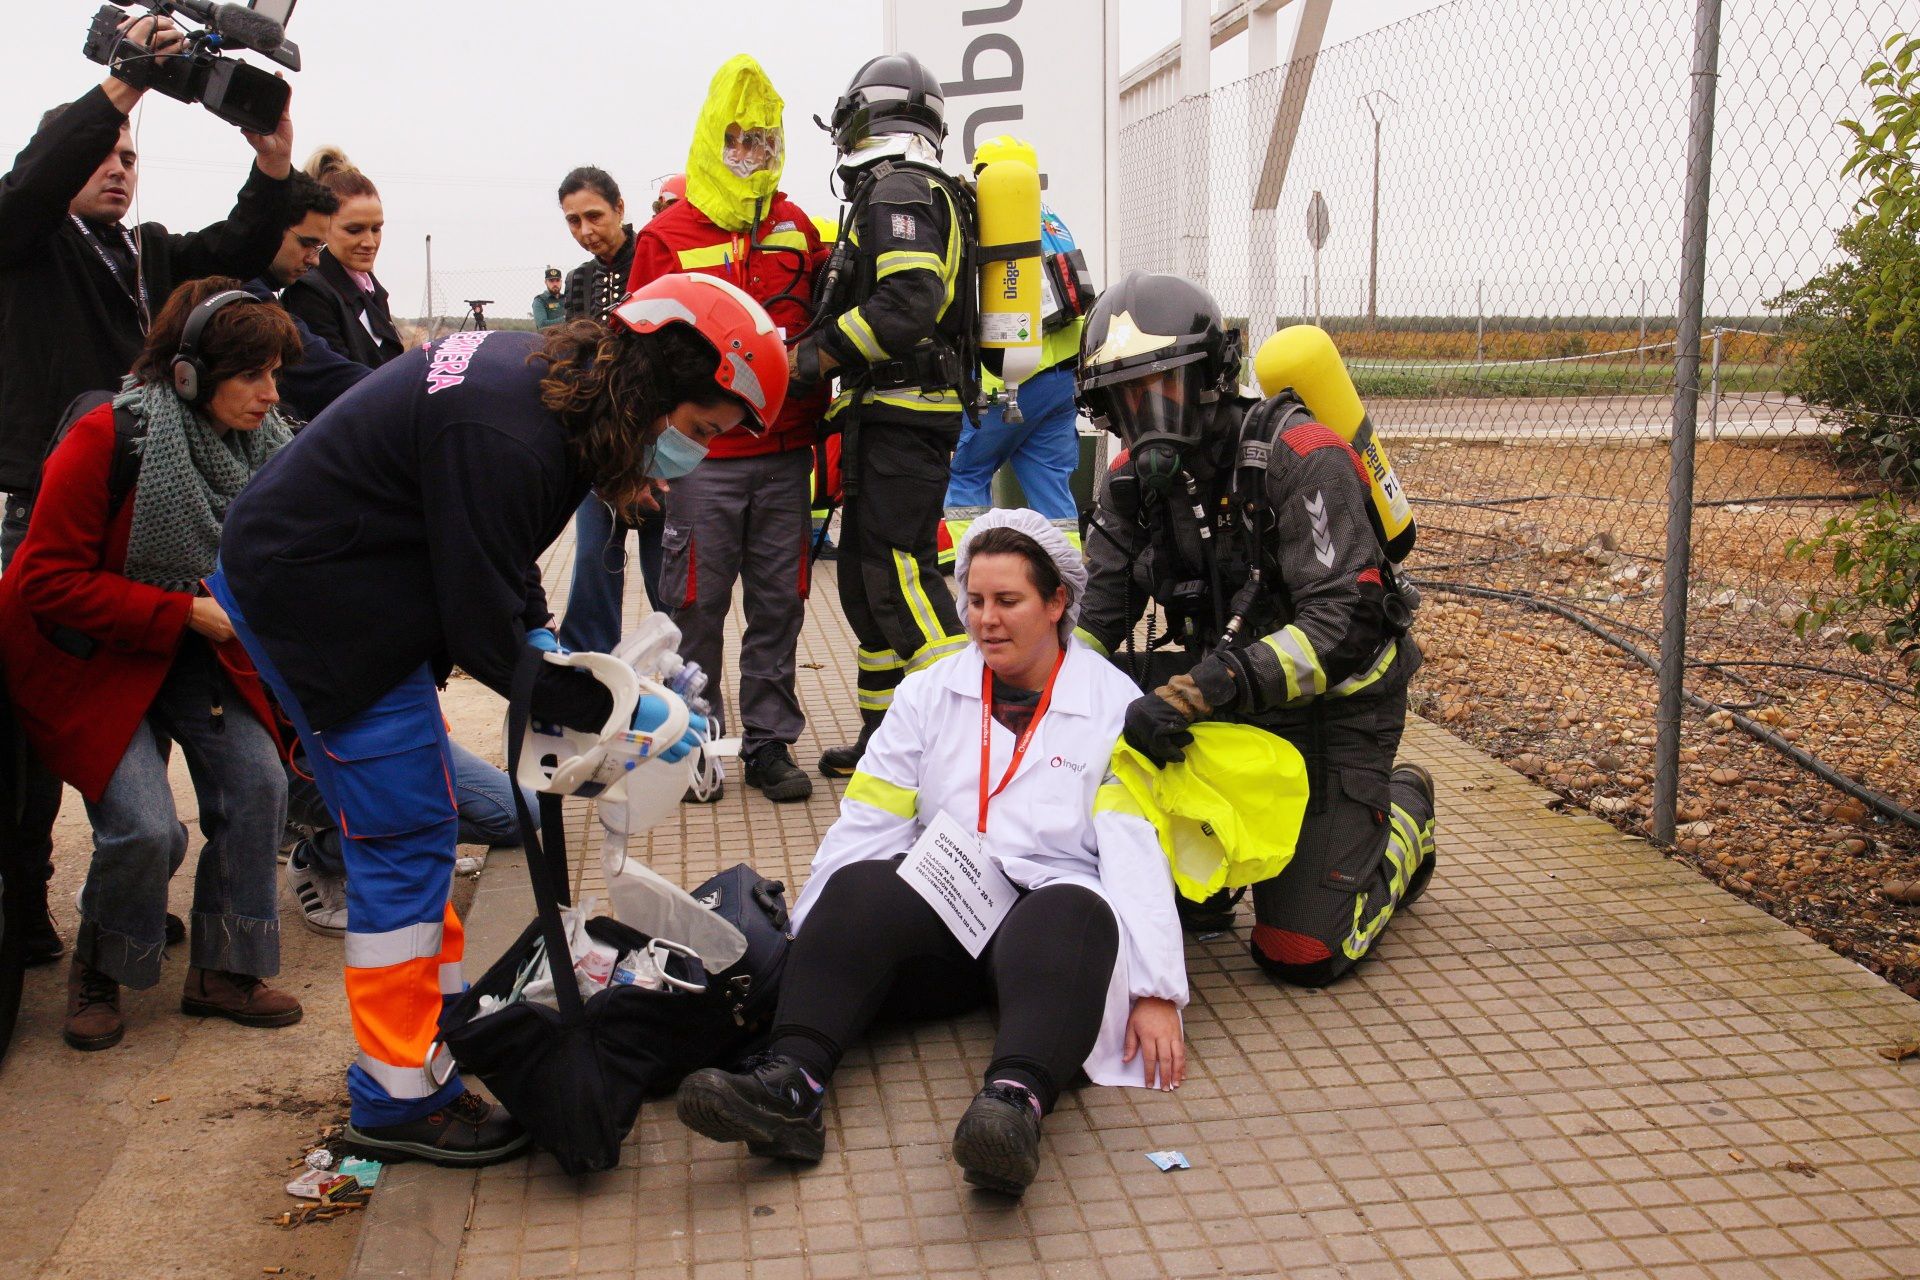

{"left": 1106, "top": 366, "right": 1206, "bottom": 498}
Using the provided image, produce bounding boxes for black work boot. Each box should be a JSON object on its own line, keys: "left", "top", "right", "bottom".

{"left": 818, "top": 710, "right": 883, "bottom": 779}
{"left": 344, "top": 1091, "right": 531, "bottom": 1167}
{"left": 952, "top": 1081, "right": 1043, "bottom": 1195}
{"left": 1392, "top": 762, "right": 1439, "bottom": 909}
{"left": 744, "top": 742, "right": 813, "bottom": 803}
{"left": 676, "top": 1051, "right": 825, "bottom": 1161}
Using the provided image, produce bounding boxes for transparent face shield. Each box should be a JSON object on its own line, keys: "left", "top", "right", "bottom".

{"left": 723, "top": 123, "right": 783, "bottom": 178}
{"left": 1103, "top": 364, "right": 1205, "bottom": 450}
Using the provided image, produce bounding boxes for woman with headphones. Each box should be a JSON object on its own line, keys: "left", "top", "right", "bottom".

{"left": 0, "top": 278, "right": 305, "bottom": 1053}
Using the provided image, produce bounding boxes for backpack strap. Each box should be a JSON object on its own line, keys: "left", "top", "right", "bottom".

{"left": 104, "top": 403, "right": 146, "bottom": 521}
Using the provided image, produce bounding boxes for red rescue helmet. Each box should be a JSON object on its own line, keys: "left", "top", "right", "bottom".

{"left": 658, "top": 173, "right": 686, "bottom": 203}
{"left": 609, "top": 274, "right": 788, "bottom": 434}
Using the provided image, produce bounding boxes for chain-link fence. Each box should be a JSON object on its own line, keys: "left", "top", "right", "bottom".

{"left": 1119, "top": 0, "right": 1920, "bottom": 984}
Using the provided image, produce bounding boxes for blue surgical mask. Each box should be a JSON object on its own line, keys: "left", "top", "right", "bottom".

{"left": 645, "top": 425, "right": 709, "bottom": 480}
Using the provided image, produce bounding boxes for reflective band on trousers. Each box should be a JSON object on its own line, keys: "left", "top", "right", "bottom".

{"left": 439, "top": 961, "right": 465, "bottom": 995}
{"left": 906, "top": 633, "right": 968, "bottom": 673}
{"left": 344, "top": 920, "right": 444, "bottom": 970}
{"left": 356, "top": 1042, "right": 457, "bottom": 1100}
{"left": 1339, "top": 801, "right": 1433, "bottom": 961}
{"left": 857, "top": 646, "right": 907, "bottom": 672}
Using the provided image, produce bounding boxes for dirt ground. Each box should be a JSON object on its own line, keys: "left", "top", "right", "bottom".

{"left": 0, "top": 671, "right": 508, "bottom": 1280}
{"left": 1399, "top": 435, "right": 1920, "bottom": 996}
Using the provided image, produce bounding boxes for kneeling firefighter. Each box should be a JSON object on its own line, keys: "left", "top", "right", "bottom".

{"left": 1073, "top": 272, "right": 1437, "bottom": 986}
{"left": 788, "top": 52, "right": 974, "bottom": 776}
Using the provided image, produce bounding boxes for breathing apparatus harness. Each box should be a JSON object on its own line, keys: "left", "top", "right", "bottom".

{"left": 1228, "top": 392, "right": 1419, "bottom": 641}
{"left": 798, "top": 155, "right": 981, "bottom": 425}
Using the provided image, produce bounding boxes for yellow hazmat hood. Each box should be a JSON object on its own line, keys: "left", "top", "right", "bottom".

{"left": 687, "top": 55, "right": 785, "bottom": 233}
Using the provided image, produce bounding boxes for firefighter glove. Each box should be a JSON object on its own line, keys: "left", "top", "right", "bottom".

{"left": 790, "top": 339, "right": 825, "bottom": 390}
{"left": 1125, "top": 692, "right": 1195, "bottom": 767}
{"left": 1185, "top": 651, "right": 1243, "bottom": 714}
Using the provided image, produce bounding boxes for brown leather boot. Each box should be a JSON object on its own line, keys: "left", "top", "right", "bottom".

{"left": 64, "top": 958, "right": 124, "bottom": 1051}
{"left": 181, "top": 967, "right": 303, "bottom": 1028}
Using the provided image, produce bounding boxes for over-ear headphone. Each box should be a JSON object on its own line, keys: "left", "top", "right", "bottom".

{"left": 171, "top": 289, "right": 255, "bottom": 405}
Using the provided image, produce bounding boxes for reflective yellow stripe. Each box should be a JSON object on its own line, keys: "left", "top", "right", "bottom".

{"left": 935, "top": 186, "right": 962, "bottom": 321}
{"left": 876, "top": 249, "right": 944, "bottom": 280}
{"left": 856, "top": 646, "right": 907, "bottom": 672}
{"left": 1340, "top": 807, "right": 1428, "bottom": 961}
{"left": 1261, "top": 624, "right": 1327, "bottom": 701}
{"left": 1073, "top": 627, "right": 1109, "bottom": 658}
{"left": 837, "top": 310, "right": 887, "bottom": 362}
{"left": 892, "top": 548, "right": 941, "bottom": 645}
{"left": 676, "top": 243, "right": 734, "bottom": 270}
{"left": 845, "top": 770, "right": 917, "bottom": 818}
{"left": 761, "top": 229, "right": 811, "bottom": 252}
{"left": 857, "top": 685, "right": 895, "bottom": 712}
{"left": 906, "top": 633, "right": 968, "bottom": 673}
{"left": 1094, "top": 779, "right": 1144, "bottom": 819}
{"left": 1329, "top": 641, "right": 1398, "bottom": 698}
{"left": 825, "top": 386, "right": 963, "bottom": 420}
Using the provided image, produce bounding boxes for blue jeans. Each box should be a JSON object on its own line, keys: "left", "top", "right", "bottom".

{"left": 290, "top": 740, "right": 534, "bottom": 879}
{"left": 559, "top": 495, "right": 664, "bottom": 653}
{"left": 77, "top": 637, "right": 285, "bottom": 989}
{"left": 944, "top": 365, "right": 1082, "bottom": 520}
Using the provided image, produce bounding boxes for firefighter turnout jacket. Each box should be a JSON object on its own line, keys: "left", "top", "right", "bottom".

{"left": 1077, "top": 395, "right": 1421, "bottom": 721}
{"left": 799, "top": 162, "right": 969, "bottom": 425}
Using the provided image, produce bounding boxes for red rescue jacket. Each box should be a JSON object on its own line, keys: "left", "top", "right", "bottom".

{"left": 0, "top": 403, "right": 283, "bottom": 801}
{"left": 628, "top": 193, "right": 827, "bottom": 459}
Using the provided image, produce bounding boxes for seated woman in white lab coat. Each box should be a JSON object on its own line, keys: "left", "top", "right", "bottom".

{"left": 676, "top": 508, "right": 1187, "bottom": 1197}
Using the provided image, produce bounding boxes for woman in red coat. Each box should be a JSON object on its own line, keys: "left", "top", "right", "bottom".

{"left": 0, "top": 277, "right": 305, "bottom": 1051}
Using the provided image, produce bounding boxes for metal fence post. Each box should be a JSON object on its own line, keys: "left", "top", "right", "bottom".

{"left": 1476, "top": 279, "right": 1485, "bottom": 366}
{"left": 1709, "top": 326, "right": 1723, "bottom": 440}
{"left": 1652, "top": 0, "right": 1724, "bottom": 848}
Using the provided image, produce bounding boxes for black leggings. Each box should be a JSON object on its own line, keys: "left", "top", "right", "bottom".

{"left": 768, "top": 859, "right": 1119, "bottom": 1113}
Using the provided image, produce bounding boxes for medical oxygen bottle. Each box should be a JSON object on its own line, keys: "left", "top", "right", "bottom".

{"left": 974, "top": 154, "right": 1043, "bottom": 422}
{"left": 1253, "top": 324, "right": 1417, "bottom": 561}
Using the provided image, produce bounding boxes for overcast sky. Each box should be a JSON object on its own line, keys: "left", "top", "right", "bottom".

{"left": 0, "top": 1, "right": 1440, "bottom": 319}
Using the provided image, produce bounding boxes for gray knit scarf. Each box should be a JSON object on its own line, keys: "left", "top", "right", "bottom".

{"left": 119, "top": 379, "right": 292, "bottom": 593}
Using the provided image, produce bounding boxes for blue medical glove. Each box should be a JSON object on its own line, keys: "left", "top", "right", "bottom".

{"left": 527, "top": 627, "right": 564, "bottom": 653}
{"left": 633, "top": 694, "right": 707, "bottom": 764}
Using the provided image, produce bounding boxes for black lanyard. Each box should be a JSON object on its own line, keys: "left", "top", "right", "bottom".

{"left": 71, "top": 215, "right": 150, "bottom": 332}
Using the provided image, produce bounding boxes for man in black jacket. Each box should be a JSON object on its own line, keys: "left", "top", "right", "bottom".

{"left": 244, "top": 172, "right": 369, "bottom": 424}
{"left": 0, "top": 15, "right": 294, "bottom": 562}
{"left": 0, "top": 14, "right": 292, "bottom": 974}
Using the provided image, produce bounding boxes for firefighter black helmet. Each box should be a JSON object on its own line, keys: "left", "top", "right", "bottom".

{"left": 1076, "top": 271, "right": 1243, "bottom": 443}
{"left": 827, "top": 53, "right": 947, "bottom": 153}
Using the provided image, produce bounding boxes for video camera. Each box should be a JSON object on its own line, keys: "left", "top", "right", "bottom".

{"left": 82, "top": 0, "right": 302, "bottom": 135}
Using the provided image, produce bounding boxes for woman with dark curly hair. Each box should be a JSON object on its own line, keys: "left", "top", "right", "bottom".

{"left": 0, "top": 277, "right": 306, "bottom": 1053}
{"left": 208, "top": 273, "right": 787, "bottom": 1167}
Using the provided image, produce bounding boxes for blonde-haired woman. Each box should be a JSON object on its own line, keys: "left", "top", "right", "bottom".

{"left": 282, "top": 146, "right": 403, "bottom": 369}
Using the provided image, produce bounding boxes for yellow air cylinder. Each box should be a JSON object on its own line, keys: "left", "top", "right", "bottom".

{"left": 1254, "top": 324, "right": 1417, "bottom": 562}
{"left": 974, "top": 156, "right": 1043, "bottom": 422}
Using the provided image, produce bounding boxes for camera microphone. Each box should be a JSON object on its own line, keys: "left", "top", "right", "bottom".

{"left": 165, "top": 0, "right": 285, "bottom": 54}
{"left": 207, "top": 3, "right": 285, "bottom": 53}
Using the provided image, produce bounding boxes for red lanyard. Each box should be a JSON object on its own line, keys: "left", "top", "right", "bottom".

{"left": 978, "top": 649, "right": 1065, "bottom": 835}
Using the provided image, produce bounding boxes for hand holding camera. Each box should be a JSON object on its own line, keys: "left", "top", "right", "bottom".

{"left": 83, "top": 1, "right": 303, "bottom": 136}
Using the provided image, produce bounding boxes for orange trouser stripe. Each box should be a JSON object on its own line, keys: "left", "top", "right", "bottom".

{"left": 344, "top": 901, "right": 464, "bottom": 1072}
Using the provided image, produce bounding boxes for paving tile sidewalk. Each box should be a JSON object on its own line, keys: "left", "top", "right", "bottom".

{"left": 358, "top": 551, "right": 1920, "bottom": 1280}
